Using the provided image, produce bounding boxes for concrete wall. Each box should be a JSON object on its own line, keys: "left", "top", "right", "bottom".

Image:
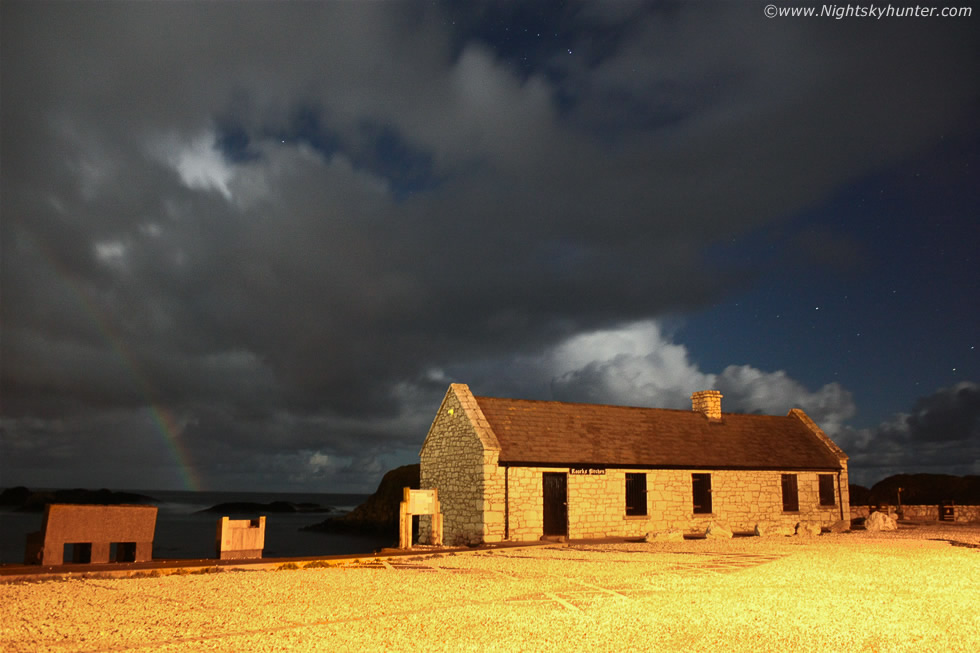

{"left": 25, "top": 504, "right": 158, "bottom": 565}
{"left": 216, "top": 516, "right": 265, "bottom": 560}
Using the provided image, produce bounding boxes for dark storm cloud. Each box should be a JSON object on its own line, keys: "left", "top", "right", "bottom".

{"left": 1, "top": 1, "right": 976, "bottom": 490}
{"left": 838, "top": 382, "right": 980, "bottom": 485}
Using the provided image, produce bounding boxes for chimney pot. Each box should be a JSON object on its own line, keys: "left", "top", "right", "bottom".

{"left": 692, "top": 390, "right": 723, "bottom": 420}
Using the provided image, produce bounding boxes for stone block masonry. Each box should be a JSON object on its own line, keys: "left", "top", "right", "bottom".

{"left": 419, "top": 385, "right": 503, "bottom": 546}
{"left": 506, "top": 468, "right": 847, "bottom": 540}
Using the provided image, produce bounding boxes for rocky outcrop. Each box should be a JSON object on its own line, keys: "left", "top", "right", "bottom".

{"left": 304, "top": 464, "right": 420, "bottom": 536}
{"left": 0, "top": 487, "right": 157, "bottom": 512}
{"left": 855, "top": 474, "right": 980, "bottom": 506}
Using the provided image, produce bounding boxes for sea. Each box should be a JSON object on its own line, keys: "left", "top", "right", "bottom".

{"left": 0, "top": 489, "right": 392, "bottom": 565}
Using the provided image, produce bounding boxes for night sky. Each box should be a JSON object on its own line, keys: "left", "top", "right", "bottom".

{"left": 2, "top": 1, "right": 977, "bottom": 493}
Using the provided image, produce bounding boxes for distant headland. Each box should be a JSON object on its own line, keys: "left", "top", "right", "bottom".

{"left": 0, "top": 487, "right": 158, "bottom": 512}
{"left": 304, "top": 463, "right": 420, "bottom": 536}
{"left": 196, "top": 501, "right": 333, "bottom": 514}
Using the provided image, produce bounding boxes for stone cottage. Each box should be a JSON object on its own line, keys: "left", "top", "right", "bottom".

{"left": 419, "top": 384, "right": 849, "bottom": 545}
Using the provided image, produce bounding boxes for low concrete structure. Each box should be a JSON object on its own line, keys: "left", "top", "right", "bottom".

{"left": 24, "top": 504, "right": 157, "bottom": 565}
{"left": 216, "top": 516, "right": 266, "bottom": 560}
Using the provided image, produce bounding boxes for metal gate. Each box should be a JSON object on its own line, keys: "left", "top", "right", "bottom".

{"left": 939, "top": 501, "right": 955, "bottom": 521}
{"left": 542, "top": 472, "right": 568, "bottom": 537}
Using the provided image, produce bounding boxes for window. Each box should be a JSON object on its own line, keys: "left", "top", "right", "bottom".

{"left": 692, "top": 473, "right": 712, "bottom": 514}
{"left": 782, "top": 474, "right": 799, "bottom": 512}
{"left": 625, "top": 473, "right": 647, "bottom": 516}
{"left": 819, "top": 474, "right": 836, "bottom": 507}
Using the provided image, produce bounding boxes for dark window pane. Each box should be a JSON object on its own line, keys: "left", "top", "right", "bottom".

{"left": 692, "top": 473, "right": 712, "bottom": 514}
{"left": 782, "top": 474, "right": 799, "bottom": 512}
{"left": 819, "top": 475, "right": 836, "bottom": 506}
{"left": 625, "top": 473, "right": 647, "bottom": 516}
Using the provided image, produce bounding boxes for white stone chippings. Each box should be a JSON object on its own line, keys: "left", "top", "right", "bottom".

{"left": 2, "top": 525, "right": 979, "bottom": 652}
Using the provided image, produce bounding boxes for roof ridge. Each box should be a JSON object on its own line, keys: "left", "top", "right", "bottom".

{"left": 473, "top": 395, "right": 796, "bottom": 419}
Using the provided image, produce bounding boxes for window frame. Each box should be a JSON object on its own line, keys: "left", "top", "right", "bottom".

{"left": 818, "top": 474, "right": 836, "bottom": 507}
{"left": 692, "top": 473, "right": 712, "bottom": 514}
{"left": 625, "top": 472, "right": 648, "bottom": 516}
{"left": 781, "top": 473, "right": 800, "bottom": 512}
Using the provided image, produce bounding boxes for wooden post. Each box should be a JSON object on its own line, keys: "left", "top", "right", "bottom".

{"left": 431, "top": 488, "right": 443, "bottom": 546}
{"left": 399, "top": 487, "right": 412, "bottom": 549}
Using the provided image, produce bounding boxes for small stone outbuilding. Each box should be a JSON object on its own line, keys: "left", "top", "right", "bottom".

{"left": 419, "top": 384, "right": 849, "bottom": 546}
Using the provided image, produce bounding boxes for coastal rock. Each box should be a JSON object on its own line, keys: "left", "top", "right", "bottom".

{"left": 0, "top": 486, "right": 32, "bottom": 506}
{"left": 704, "top": 522, "right": 733, "bottom": 539}
{"left": 645, "top": 529, "right": 684, "bottom": 542}
{"left": 1, "top": 487, "right": 157, "bottom": 512}
{"left": 865, "top": 511, "right": 898, "bottom": 532}
{"left": 304, "top": 464, "right": 420, "bottom": 536}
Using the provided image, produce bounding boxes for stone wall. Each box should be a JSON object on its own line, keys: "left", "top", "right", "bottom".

{"left": 851, "top": 504, "right": 980, "bottom": 522}
{"left": 504, "top": 467, "right": 849, "bottom": 540}
{"left": 419, "top": 385, "right": 504, "bottom": 546}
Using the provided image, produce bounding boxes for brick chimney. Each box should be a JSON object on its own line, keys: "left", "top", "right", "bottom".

{"left": 691, "top": 390, "right": 723, "bottom": 421}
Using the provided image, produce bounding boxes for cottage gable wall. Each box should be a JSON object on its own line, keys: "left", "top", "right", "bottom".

{"left": 419, "top": 384, "right": 504, "bottom": 546}
{"left": 788, "top": 408, "right": 851, "bottom": 519}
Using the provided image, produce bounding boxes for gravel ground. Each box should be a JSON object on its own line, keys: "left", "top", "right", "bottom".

{"left": 2, "top": 524, "right": 978, "bottom": 652}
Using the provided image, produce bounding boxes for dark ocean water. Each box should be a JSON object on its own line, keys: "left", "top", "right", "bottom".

{"left": 0, "top": 489, "right": 392, "bottom": 565}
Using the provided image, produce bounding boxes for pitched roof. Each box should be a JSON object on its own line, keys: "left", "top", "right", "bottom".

{"left": 473, "top": 396, "right": 843, "bottom": 471}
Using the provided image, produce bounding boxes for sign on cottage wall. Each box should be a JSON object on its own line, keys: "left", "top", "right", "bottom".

{"left": 570, "top": 467, "right": 606, "bottom": 475}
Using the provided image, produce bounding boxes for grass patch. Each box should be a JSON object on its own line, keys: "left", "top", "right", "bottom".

{"left": 303, "top": 560, "right": 336, "bottom": 569}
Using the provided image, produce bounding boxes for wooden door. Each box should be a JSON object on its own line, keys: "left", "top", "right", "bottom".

{"left": 542, "top": 472, "right": 568, "bottom": 536}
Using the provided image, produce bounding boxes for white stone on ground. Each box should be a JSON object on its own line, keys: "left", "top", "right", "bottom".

{"left": 645, "top": 529, "right": 684, "bottom": 542}
{"left": 865, "top": 511, "right": 898, "bottom": 532}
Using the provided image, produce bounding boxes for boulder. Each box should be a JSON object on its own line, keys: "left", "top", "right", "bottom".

{"left": 645, "top": 529, "right": 684, "bottom": 542}
{"left": 828, "top": 519, "right": 850, "bottom": 533}
{"left": 865, "top": 511, "right": 897, "bottom": 532}
{"left": 704, "top": 522, "right": 733, "bottom": 539}
{"left": 772, "top": 525, "right": 796, "bottom": 537}
{"left": 795, "top": 522, "right": 822, "bottom": 537}
{"left": 753, "top": 524, "right": 766, "bottom": 537}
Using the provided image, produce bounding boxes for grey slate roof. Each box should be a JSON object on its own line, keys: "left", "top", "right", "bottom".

{"left": 474, "top": 396, "right": 843, "bottom": 471}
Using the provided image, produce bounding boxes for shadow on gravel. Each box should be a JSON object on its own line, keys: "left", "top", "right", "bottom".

{"left": 929, "top": 539, "right": 980, "bottom": 549}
